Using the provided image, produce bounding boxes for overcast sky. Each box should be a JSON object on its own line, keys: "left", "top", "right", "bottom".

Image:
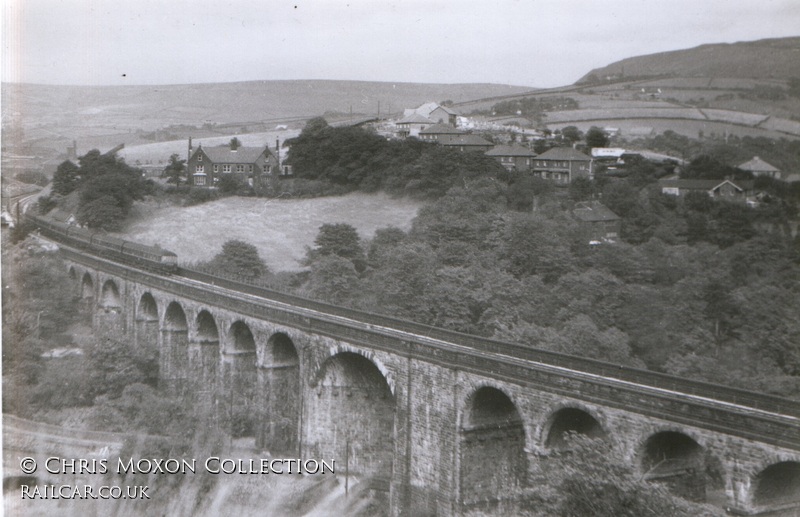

{"left": 3, "top": 0, "right": 799, "bottom": 88}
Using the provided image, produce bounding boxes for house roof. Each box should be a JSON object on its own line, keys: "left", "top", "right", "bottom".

{"left": 485, "top": 145, "right": 537, "bottom": 157}
{"left": 430, "top": 104, "right": 458, "bottom": 115}
{"left": 535, "top": 147, "right": 591, "bottom": 161}
{"left": 658, "top": 178, "right": 755, "bottom": 191}
{"left": 419, "top": 124, "right": 464, "bottom": 135}
{"left": 406, "top": 102, "right": 458, "bottom": 118}
{"left": 438, "top": 134, "right": 493, "bottom": 147}
{"left": 195, "top": 145, "right": 273, "bottom": 164}
{"left": 573, "top": 201, "right": 620, "bottom": 222}
{"left": 738, "top": 156, "right": 780, "bottom": 173}
{"left": 396, "top": 113, "right": 434, "bottom": 124}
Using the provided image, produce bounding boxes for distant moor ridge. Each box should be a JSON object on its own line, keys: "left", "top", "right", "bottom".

{"left": 580, "top": 37, "right": 800, "bottom": 83}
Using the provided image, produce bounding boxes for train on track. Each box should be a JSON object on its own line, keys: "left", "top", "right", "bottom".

{"left": 25, "top": 213, "right": 178, "bottom": 274}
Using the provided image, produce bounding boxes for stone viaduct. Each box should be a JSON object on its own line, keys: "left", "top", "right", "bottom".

{"left": 62, "top": 246, "right": 799, "bottom": 516}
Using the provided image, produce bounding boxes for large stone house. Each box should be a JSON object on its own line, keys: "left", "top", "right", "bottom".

{"left": 187, "top": 142, "right": 280, "bottom": 187}
{"left": 532, "top": 147, "right": 593, "bottom": 185}
{"left": 485, "top": 145, "right": 537, "bottom": 171}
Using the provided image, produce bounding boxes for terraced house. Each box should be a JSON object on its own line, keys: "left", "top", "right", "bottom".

{"left": 187, "top": 141, "right": 280, "bottom": 187}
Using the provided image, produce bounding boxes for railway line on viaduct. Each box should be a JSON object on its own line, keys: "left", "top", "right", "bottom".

{"left": 13, "top": 235, "right": 800, "bottom": 515}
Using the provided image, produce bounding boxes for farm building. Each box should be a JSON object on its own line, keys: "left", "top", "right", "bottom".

{"left": 738, "top": 156, "right": 781, "bottom": 179}
{"left": 658, "top": 178, "right": 754, "bottom": 201}
{"left": 532, "top": 147, "right": 593, "bottom": 185}
{"left": 404, "top": 102, "right": 458, "bottom": 126}
{"left": 187, "top": 141, "right": 279, "bottom": 187}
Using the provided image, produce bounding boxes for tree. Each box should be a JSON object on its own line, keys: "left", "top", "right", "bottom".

{"left": 52, "top": 160, "right": 81, "bottom": 195}
{"left": 80, "top": 172, "right": 144, "bottom": 215}
{"left": 586, "top": 126, "right": 609, "bottom": 148}
{"left": 602, "top": 181, "right": 639, "bottom": 217}
{"left": 704, "top": 279, "right": 740, "bottom": 341}
{"left": 569, "top": 176, "right": 595, "bottom": 201}
{"left": 304, "top": 255, "right": 361, "bottom": 305}
{"left": 367, "top": 227, "right": 407, "bottom": 267}
{"left": 561, "top": 126, "right": 583, "bottom": 143}
{"left": 549, "top": 435, "right": 721, "bottom": 517}
{"left": 36, "top": 195, "right": 57, "bottom": 214}
{"left": 710, "top": 202, "right": 756, "bottom": 248}
{"left": 309, "top": 223, "right": 364, "bottom": 262}
{"left": 229, "top": 137, "right": 241, "bottom": 150}
{"left": 76, "top": 195, "right": 125, "bottom": 230}
{"left": 682, "top": 155, "right": 748, "bottom": 180}
{"left": 207, "top": 240, "right": 268, "bottom": 279}
{"left": 163, "top": 153, "right": 187, "bottom": 187}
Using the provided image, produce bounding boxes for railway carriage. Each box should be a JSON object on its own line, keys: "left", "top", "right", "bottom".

{"left": 25, "top": 213, "right": 177, "bottom": 274}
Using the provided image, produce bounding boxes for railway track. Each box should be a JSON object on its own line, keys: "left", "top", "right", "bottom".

{"left": 56, "top": 244, "right": 800, "bottom": 451}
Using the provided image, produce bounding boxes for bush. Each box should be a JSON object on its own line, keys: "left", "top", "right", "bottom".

{"left": 16, "top": 170, "right": 49, "bottom": 186}
{"left": 185, "top": 187, "right": 221, "bottom": 206}
{"left": 277, "top": 178, "right": 352, "bottom": 198}
{"left": 37, "top": 194, "right": 57, "bottom": 214}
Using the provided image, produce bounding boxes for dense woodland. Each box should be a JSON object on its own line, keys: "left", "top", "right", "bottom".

{"left": 281, "top": 121, "right": 800, "bottom": 399}
{"left": 286, "top": 117, "right": 507, "bottom": 197}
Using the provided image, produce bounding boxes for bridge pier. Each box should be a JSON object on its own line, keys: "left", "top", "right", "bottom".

{"left": 257, "top": 332, "right": 300, "bottom": 454}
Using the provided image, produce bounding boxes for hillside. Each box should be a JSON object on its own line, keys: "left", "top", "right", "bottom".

{"left": 579, "top": 37, "right": 800, "bottom": 83}
{"left": 453, "top": 37, "right": 800, "bottom": 142}
{"left": 1, "top": 80, "right": 531, "bottom": 145}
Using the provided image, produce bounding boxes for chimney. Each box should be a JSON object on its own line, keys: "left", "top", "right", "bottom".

{"left": 188, "top": 137, "right": 193, "bottom": 162}
{"left": 67, "top": 140, "right": 77, "bottom": 161}
{"left": 275, "top": 138, "right": 280, "bottom": 164}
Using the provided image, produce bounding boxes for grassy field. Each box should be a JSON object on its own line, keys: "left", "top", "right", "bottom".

{"left": 546, "top": 118, "right": 796, "bottom": 141}
{"left": 117, "top": 193, "right": 424, "bottom": 271}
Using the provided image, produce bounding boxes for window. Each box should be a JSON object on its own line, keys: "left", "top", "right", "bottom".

{"left": 266, "top": 165, "right": 272, "bottom": 174}
{"left": 197, "top": 154, "right": 203, "bottom": 162}
{"left": 196, "top": 165, "right": 204, "bottom": 173}
{"left": 195, "top": 176, "right": 206, "bottom": 186}
{"left": 222, "top": 164, "right": 231, "bottom": 173}
{"left": 213, "top": 165, "right": 219, "bottom": 173}
{"left": 248, "top": 165, "right": 253, "bottom": 173}
{"left": 237, "top": 164, "right": 245, "bottom": 173}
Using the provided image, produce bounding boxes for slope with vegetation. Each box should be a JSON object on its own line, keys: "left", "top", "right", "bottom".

{"left": 579, "top": 37, "right": 800, "bottom": 83}
{"left": 457, "top": 37, "right": 800, "bottom": 140}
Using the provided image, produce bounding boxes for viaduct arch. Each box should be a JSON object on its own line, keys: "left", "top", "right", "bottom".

{"left": 57, "top": 253, "right": 800, "bottom": 516}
